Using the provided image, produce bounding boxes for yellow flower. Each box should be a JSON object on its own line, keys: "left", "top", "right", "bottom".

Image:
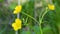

{"left": 12, "top": 18, "right": 22, "bottom": 31}
{"left": 13, "top": 5, "right": 22, "bottom": 14}
{"left": 48, "top": 4, "right": 55, "bottom": 10}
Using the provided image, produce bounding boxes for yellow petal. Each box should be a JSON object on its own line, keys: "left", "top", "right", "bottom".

{"left": 12, "top": 23, "right": 15, "bottom": 27}
{"left": 48, "top": 4, "right": 55, "bottom": 10}
{"left": 16, "top": 22, "right": 22, "bottom": 29}
{"left": 13, "top": 11, "right": 18, "bottom": 14}
{"left": 15, "top": 18, "right": 22, "bottom": 23}
{"left": 13, "top": 26, "right": 18, "bottom": 31}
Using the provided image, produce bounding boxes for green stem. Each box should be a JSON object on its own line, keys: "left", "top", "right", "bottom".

{"left": 15, "top": 31, "right": 18, "bottom": 34}
{"left": 39, "top": 7, "right": 48, "bottom": 34}
{"left": 21, "top": 12, "right": 39, "bottom": 24}
{"left": 39, "top": 18, "right": 43, "bottom": 34}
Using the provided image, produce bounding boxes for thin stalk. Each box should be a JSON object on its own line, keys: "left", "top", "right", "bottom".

{"left": 15, "top": 31, "right": 18, "bottom": 34}
{"left": 15, "top": 0, "right": 20, "bottom": 34}
{"left": 38, "top": 22, "right": 43, "bottom": 34}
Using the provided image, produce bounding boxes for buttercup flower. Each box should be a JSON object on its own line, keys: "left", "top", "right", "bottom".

{"left": 12, "top": 18, "right": 22, "bottom": 31}
{"left": 48, "top": 4, "right": 55, "bottom": 10}
{"left": 13, "top": 5, "right": 22, "bottom": 14}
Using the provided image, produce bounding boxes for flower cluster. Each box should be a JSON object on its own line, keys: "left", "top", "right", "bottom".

{"left": 12, "top": 5, "right": 22, "bottom": 31}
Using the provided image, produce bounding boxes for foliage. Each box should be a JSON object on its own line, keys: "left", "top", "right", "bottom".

{"left": 0, "top": 0, "right": 60, "bottom": 34}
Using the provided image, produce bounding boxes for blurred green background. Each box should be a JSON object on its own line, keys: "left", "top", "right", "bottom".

{"left": 0, "top": 0, "right": 60, "bottom": 34}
